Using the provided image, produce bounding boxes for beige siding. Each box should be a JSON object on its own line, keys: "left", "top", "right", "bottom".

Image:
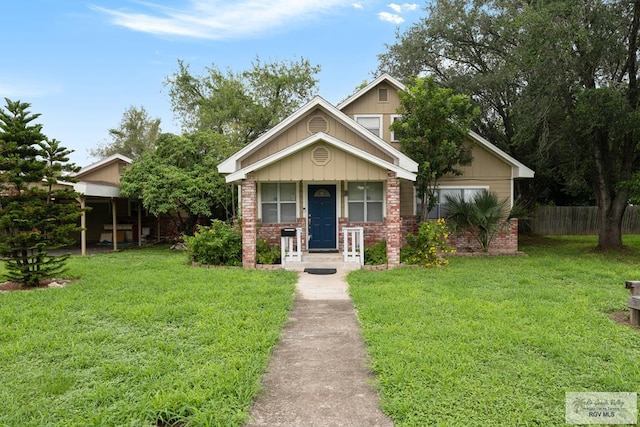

{"left": 242, "top": 107, "right": 394, "bottom": 168}
{"left": 253, "top": 143, "right": 388, "bottom": 182}
{"left": 340, "top": 82, "right": 402, "bottom": 144}
{"left": 400, "top": 179, "right": 415, "bottom": 217}
{"left": 77, "top": 161, "right": 127, "bottom": 185}
{"left": 439, "top": 141, "right": 513, "bottom": 203}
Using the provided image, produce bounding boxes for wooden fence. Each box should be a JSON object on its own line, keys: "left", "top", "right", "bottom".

{"left": 530, "top": 206, "right": 640, "bottom": 235}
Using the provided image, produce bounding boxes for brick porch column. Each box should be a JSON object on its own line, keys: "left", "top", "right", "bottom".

{"left": 386, "top": 171, "right": 401, "bottom": 268}
{"left": 242, "top": 174, "right": 257, "bottom": 269}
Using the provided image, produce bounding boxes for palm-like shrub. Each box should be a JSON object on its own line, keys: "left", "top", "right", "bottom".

{"left": 444, "top": 190, "right": 523, "bottom": 252}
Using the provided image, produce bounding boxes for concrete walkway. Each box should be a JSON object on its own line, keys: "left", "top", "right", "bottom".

{"left": 244, "top": 269, "right": 394, "bottom": 427}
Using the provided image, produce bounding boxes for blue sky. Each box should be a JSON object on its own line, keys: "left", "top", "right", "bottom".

{"left": 1, "top": 1, "right": 422, "bottom": 166}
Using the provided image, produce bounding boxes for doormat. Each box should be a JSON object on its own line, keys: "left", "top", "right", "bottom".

{"left": 304, "top": 268, "right": 337, "bottom": 275}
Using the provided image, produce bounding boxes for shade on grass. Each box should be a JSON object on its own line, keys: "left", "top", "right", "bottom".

{"left": 348, "top": 235, "right": 640, "bottom": 426}
{"left": 0, "top": 247, "right": 297, "bottom": 427}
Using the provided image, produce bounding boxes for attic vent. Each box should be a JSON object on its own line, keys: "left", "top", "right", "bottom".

{"left": 311, "top": 146, "right": 331, "bottom": 166}
{"left": 378, "top": 87, "right": 388, "bottom": 102}
{"left": 307, "top": 115, "right": 328, "bottom": 134}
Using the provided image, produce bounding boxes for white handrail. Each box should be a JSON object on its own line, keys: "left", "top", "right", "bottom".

{"left": 343, "top": 227, "right": 364, "bottom": 265}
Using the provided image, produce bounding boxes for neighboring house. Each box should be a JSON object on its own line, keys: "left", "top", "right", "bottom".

{"left": 71, "top": 154, "right": 158, "bottom": 254}
{"left": 218, "top": 74, "right": 534, "bottom": 268}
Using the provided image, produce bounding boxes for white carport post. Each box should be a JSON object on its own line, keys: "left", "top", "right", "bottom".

{"left": 111, "top": 198, "right": 118, "bottom": 251}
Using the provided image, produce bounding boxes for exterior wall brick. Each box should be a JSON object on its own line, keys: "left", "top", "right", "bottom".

{"left": 401, "top": 215, "right": 419, "bottom": 246}
{"left": 449, "top": 218, "right": 519, "bottom": 253}
{"left": 257, "top": 219, "right": 308, "bottom": 252}
{"left": 241, "top": 174, "right": 257, "bottom": 268}
{"left": 340, "top": 218, "right": 386, "bottom": 250}
{"left": 385, "top": 171, "right": 401, "bottom": 267}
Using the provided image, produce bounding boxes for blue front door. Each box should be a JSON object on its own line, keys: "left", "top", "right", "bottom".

{"left": 308, "top": 185, "right": 336, "bottom": 250}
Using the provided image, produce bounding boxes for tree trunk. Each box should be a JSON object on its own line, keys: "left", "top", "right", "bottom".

{"left": 596, "top": 201, "right": 625, "bottom": 249}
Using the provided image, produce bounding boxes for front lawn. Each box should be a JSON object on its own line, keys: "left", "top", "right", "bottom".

{"left": 348, "top": 235, "right": 640, "bottom": 426}
{"left": 0, "top": 247, "right": 297, "bottom": 427}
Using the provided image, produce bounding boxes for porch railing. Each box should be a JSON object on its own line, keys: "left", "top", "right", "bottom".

{"left": 281, "top": 227, "right": 302, "bottom": 264}
{"left": 343, "top": 227, "right": 364, "bottom": 265}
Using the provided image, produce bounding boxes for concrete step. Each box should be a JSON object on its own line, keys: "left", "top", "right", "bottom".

{"left": 282, "top": 252, "right": 362, "bottom": 272}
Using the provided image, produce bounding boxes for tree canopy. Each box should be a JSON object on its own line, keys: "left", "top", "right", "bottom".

{"left": 90, "top": 106, "right": 161, "bottom": 161}
{"left": 118, "top": 57, "right": 322, "bottom": 234}
{"left": 391, "top": 77, "right": 479, "bottom": 221}
{"left": 119, "top": 131, "right": 237, "bottom": 235}
{"left": 165, "top": 56, "right": 320, "bottom": 144}
{"left": 379, "top": 0, "right": 640, "bottom": 249}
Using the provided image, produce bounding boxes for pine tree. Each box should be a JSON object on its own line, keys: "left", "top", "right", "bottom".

{"left": 0, "top": 99, "right": 83, "bottom": 287}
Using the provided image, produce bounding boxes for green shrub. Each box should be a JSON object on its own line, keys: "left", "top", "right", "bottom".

{"left": 445, "top": 189, "right": 523, "bottom": 252}
{"left": 401, "top": 218, "right": 455, "bottom": 267}
{"left": 365, "top": 240, "right": 387, "bottom": 265}
{"left": 257, "top": 238, "right": 281, "bottom": 264}
{"left": 184, "top": 220, "right": 242, "bottom": 266}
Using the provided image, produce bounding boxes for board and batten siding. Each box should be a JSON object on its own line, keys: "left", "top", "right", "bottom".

{"left": 400, "top": 179, "right": 416, "bottom": 217}
{"left": 340, "top": 83, "right": 402, "bottom": 145}
{"left": 76, "top": 161, "right": 127, "bottom": 185}
{"left": 438, "top": 141, "right": 513, "bottom": 204}
{"left": 241, "top": 108, "right": 394, "bottom": 169}
{"left": 252, "top": 143, "right": 389, "bottom": 182}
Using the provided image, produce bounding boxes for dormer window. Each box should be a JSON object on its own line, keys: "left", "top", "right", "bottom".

{"left": 355, "top": 115, "right": 383, "bottom": 137}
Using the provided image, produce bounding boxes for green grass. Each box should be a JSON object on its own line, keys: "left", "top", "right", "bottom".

{"left": 0, "top": 247, "right": 297, "bottom": 427}
{"left": 348, "top": 235, "right": 640, "bottom": 426}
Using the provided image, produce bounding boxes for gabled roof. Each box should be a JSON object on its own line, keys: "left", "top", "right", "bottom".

{"left": 218, "top": 95, "right": 418, "bottom": 175}
{"left": 75, "top": 153, "right": 132, "bottom": 179}
{"left": 339, "top": 74, "right": 534, "bottom": 178}
{"left": 468, "top": 131, "right": 535, "bottom": 178}
{"left": 225, "top": 132, "right": 417, "bottom": 183}
{"left": 337, "top": 73, "right": 405, "bottom": 111}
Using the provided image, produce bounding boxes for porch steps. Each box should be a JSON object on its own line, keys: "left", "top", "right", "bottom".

{"left": 282, "top": 252, "right": 361, "bottom": 272}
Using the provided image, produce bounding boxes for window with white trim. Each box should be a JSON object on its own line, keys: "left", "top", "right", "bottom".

{"left": 416, "top": 187, "right": 487, "bottom": 219}
{"left": 348, "top": 182, "right": 383, "bottom": 222}
{"left": 355, "top": 115, "right": 382, "bottom": 137}
{"left": 261, "top": 183, "right": 297, "bottom": 223}
{"left": 391, "top": 115, "right": 403, "bottom": 142}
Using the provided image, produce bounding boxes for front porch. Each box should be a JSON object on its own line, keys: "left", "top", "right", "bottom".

{"left": 241, "top": 171, "right": 404, "bottom": 269}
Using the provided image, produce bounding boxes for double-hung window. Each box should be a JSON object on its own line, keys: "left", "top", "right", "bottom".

{"left": 261, "top": 183, "right": 297, "bottom": 223}
{"left": 355, "top": 115, "right": 382, "bottom": 137}
{"left": 348, "top": 182, "right": 383, "bottom": 222}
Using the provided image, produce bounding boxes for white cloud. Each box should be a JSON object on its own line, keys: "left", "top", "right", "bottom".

{"left": 388, "top": 3, "right": 402, "bottom": 13}
{"left": 379, "top": 2, "right": 418, "bottom": 24}
{"left": 378, "top": 11, "right": 404, "bottom": 24}
{"left": 0, "top": 79, "right": 63, "bottom": 99}
{"left": 92, "top": 0, "right": 354, "bottom": 39}
{"left": 352, "top": 2, "right": 363, "bottom": 9}
{"left": 387, "top": 3, "right": 419, "bottom": 13}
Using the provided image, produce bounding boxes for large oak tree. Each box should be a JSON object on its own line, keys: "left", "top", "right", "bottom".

{"left": 379, "top": 0, "right": 640, "bottom": 249}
